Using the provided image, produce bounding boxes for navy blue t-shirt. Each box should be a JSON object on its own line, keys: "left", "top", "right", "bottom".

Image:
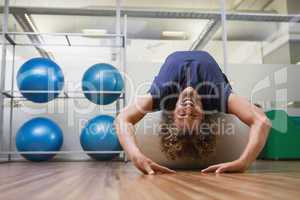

{"left": 148, "top": 51, "right": 232, "bottom": 113}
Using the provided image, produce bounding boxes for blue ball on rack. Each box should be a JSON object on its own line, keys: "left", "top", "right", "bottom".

{"left": 15, "top": 117, "right": 63, "bottom": 162}
{"left": 17, "top": 57, "right": 64, "bottom": 103}
{"left": 82, "top": 63, "right": 124, "bottom": 105}
{"left": 80, "top": 115, "right": 122, "bottom": 160}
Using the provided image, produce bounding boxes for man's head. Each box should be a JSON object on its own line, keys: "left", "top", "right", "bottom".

{"left": 159, "top": 109, "right": 216, "bottom": 160}
{"left": 173, "top": 86, "right": 204, "bottom": 132}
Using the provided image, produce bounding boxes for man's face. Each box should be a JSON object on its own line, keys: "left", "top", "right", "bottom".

{"left": 173, "top": 87, "right": 204, "bottom": 132}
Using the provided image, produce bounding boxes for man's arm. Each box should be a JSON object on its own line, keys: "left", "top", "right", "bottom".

{"left": 202, "top": 93, "right": 271, "bottom": 173}
{"left": 115, "top": 94, "right": 175, "bottom": 175}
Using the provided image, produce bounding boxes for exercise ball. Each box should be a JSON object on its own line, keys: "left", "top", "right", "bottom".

{"left": 16, "top": 117, "right": 63, "bottom": 162}
{"left": 17, "top": 57, "right": 64, "bottom": 103}
{"left": 80, "top": 115, "right": 122, "bottom": 160}
{"left": 82, "top": 63, "right": 124, "bottom": 105}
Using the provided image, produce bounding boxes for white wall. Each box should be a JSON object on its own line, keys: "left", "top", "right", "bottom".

{"left": 2, "top": 40, "right": 300, "bottom": 161}
{"left": 227, "top": 64, "right": 300, "bottom": 115}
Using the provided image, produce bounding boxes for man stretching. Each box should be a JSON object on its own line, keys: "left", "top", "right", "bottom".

{"left": 116, "top": 51, "right": 271, "bottom": 175}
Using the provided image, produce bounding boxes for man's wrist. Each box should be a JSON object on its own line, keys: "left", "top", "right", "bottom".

{"left": 238, "top": 157, "right": 252, "bottom": 168}
{"left": 127, "top": 148, "right": 143, "bottom": 160}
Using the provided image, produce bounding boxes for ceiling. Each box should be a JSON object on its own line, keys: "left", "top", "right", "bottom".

{"left": 0, "top": 0, "right": 291, "bottom": 41}
{"left": 0, "top": 0, "right": 287, "bottom": 12}
{"left": 30, "top": 15, "right": 209, "bottom": 41}
{"left": 0, "top": 0, "right": 298, "bottom": 65}
{"left": 3, "top": 0, "right": 224, "bottom": 10}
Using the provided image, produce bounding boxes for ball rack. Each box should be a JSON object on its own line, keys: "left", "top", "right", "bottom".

{"left": 0, "top": 0, "right": 128, "bottom": 162}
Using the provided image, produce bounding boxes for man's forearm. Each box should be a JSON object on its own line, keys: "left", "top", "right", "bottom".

{"left": 238, "top": 119, "right": 271, "bottom": 166}
{"left": 115, "top": 118, "right": 142, "bottom": 159}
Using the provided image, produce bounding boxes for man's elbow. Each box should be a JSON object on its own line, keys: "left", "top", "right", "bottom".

{"left": 115, "top": 112, "right": 123, "bottom": 123}
{"left": 114, "top": 112, "right": 132, "bottom": 130}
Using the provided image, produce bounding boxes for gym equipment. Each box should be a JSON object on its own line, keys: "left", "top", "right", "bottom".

{"left": 135, "top": 111, "right": 249, "bottom": 169}
{"left": 80, "top": 115, "right": 122, "bottom": 160}
{"left": 16, "top": 117, "right": 63, "bottom": 162}
{"left": 82, "top": 63, "right": 124, "bottom": 105}
{"left": 17, "top": 57, "right": 64, "bottom": 103}
{"left": 259, "top": 110, "right": 300, "bottom": 160}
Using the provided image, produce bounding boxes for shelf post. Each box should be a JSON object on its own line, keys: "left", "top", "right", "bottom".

{"left": 8, "top": 24, "right": 17, "bottom": 161}
{"left": 220, "top": 0, "right": 228, "bottom": 74}
{"left": 0, "top": 0, "right": 10, "bottom": 161}
{"left": 115, "top": 0, "right": 122, "bottom": 119}
{"left": 122, "top": 14, "right": 127, "bottom": 108}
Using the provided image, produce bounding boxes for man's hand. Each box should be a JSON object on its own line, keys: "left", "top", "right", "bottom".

{"left": 201, "top": 159, "right": 248, "bottom": 173}
{"left": 131, "top": 152, "right": 176, "bottom": 175}
{"left": 115, "top": 95, "right": 175, "bottom": 175}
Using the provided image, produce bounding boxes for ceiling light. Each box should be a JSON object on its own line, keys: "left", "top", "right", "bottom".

{"left": 161, "top": 31, "right": 188, "bottom": 39}
{"left": 81, "top": 29, "right": 108, "bottom": 37}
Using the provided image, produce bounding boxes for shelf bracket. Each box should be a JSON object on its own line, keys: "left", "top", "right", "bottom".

{"left": 4, "top": 34, "right": 16, "bottom": 45}
{"left": 65, "top": 35, "right": 71, "bottom": 46}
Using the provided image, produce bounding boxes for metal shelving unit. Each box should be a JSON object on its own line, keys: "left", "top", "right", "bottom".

{"left": 3, "top": 32, "right": 125, "bottom": 48}
{"left": 0, "top": 0, "right": 128, "bottom": 162}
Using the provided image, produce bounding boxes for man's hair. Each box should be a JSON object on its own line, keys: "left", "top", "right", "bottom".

{"left": 158, "top": 112, "right": 216, "bottom": 160}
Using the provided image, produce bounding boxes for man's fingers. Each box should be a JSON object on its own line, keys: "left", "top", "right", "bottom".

{"left": 151, "top": 162, "right": 176, "bottom": 174}
{"left": 136, "top": 160, "right": 175, "bottom": 175}
{"left": 216, "top": 166, "right": 227, "bottom": 173}
{"left": 202, "top": 161, "right": 247, "bottom": 174}
{"left": 135, "top": 164, "right": 148, "bottom": 174}
{"left": 201, "top": 164, "right": 221, "bottom": 173}
{"left": 133, "top": 161, "right": 153, "bottom": 175}
{"left": 216, "top": 165, "right": 242, "bottom": 173}
{"left": 143, "top": 162, "right": 155, "bottom": 175}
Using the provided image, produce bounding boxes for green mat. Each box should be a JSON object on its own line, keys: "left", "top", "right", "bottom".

{"left": 259, "top": 110, "right": 300, "bottom": 160}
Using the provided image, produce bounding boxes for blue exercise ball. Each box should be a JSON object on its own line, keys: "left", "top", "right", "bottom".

{"left": 80, "top": 115, "right": 122, "bottom": 160}
{"left": 82, "top": 63, "right": 124, "bottom": 105}
{"left": 17, "top": 57, "right": 64, "bottom": 103}
{"left": 16, "top": 117, "right": 63, "bottom": 162}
